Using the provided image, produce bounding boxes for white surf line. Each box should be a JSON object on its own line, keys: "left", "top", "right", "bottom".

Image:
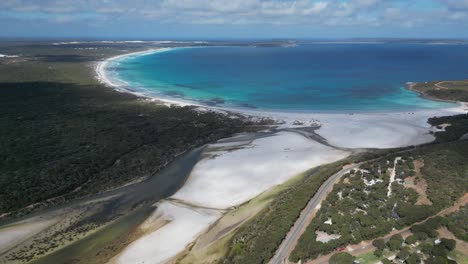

{"left": 95, "top": 47, "right": 467, "bottom": 150}
{"left": 95, "top": 47, "right": 212, "bottom": 108}
{"left": 387, "top": 157, "right": 402, "bottom": 197}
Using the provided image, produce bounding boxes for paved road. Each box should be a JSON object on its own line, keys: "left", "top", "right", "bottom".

{"left": 269, "top": 163, "right": 361, "bottom": 264}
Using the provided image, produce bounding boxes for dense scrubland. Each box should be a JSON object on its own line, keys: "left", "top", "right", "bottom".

{"left": 290, "top": 138, "right": 468, "bottom": 262}
{"left": 0, "top": 43, "right": 254, "bottom": 217}
{"left": 224, "top": 113, "right": 468, "bottom": 264}
{"left": 223, "top": 164, "right": 347, "bottom": 264}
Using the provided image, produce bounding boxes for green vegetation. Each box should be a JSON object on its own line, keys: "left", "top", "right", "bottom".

{"left": 444, "top": 205, "right": 468, "bottom": 242}
{"left": 0, "top": 43, "right": 255, "bottom": 216}
{"left": 224, "top": 161, "right": 348, "bottom": 264}
{"left": 358, "top": 216, "right": 468, "bottom": 264}
{"left": 290, "top": 140, "right": 468, "bottom": 262}
{"left": 411, "top": 80, "right": 468, "bottom": 102}
{"left": 356, "top": 252, "right": 380, "bottom": 264}
{"left": 329, "top": 252, "right": 354, "bottom": 264}
{"left": 428, "top": 114, "right": 468, "bottom": 143}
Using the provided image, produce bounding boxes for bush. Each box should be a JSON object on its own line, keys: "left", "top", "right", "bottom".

{"left": 373, "top": 239, "right": 386, "bottom": 250}
{"left": 329, "top": 252, "right": 354, "bottom": 264}
{"left": 440, "top": 238, "right": 456, "bottom": 251}
{"left": 390, "top": 234, "right": 404, "bottom": 243}
{"left": 387, "top": 239, "right": 403, "bottom": 251}
{"left": 431, "top": 245, "right": 448, "bottom": 257}
{"left": 414, "top": 232, "right": 428, "bottom": 241}
{"left": 374, "top": 249, "right": 383, "bottom": 258}
{"left": 405, "top": 253, "right": 421, "bottom": 264}
{"left": 426, "top": 256, "right": 451, "bottom": 264}
{"left": 397, "top": 248, "right": 410, "bottom": 260}
{"left": 381, "top": 259, "right": 393, "bottom": 264}
{"left": 405, "top": 235, "right": 418, "bottom": 245}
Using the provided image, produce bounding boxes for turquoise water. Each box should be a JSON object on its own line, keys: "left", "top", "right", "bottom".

{"left": 107, "top": 43, "right": 468, "bottom": 112}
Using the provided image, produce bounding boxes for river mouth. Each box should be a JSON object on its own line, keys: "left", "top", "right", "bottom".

{"left": 104, "top": 43, "right": 467, "bottom": 113}
{"left": 1, "top": 146, "right": 205, "bottom": 264}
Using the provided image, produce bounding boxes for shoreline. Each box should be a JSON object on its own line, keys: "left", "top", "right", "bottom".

{"left": 406, "top": 81, "right": 463, "bottom": 104}
{"left": 95, "top": 48, "right": 467, "bottom": 149}
{"left": 95, "top": 47, "right": 466, "bottom": 115}
{"left": 95, "top": 47, "right": 210, "bottom": 108}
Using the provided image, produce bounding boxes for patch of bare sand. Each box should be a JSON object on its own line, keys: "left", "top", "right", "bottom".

{"left": 315, "top": 231, "right": 341, "bottom": 243}
{"left": 177, "top": 169, "right": 308, "bottom": 264}
{"left": 405, "top": 159, "right": 432, "bottom": 205}
{"left": 437, "top": 227, "right": 468, "bottom": 253}
{"left": 441, "top": 193, "right": 468, "bottom": 215}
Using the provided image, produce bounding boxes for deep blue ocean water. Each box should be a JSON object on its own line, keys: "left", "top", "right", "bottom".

{"left": 108, "top": 43, "right": 468, "bottom": 112}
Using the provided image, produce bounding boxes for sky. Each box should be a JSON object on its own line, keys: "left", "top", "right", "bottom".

{"left": 0, "top": 0, "right": 468, "bottom": 39}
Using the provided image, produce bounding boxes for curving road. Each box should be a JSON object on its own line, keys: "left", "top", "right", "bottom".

{"left": 269, "top": 163, "right": 361, "bottom": 264}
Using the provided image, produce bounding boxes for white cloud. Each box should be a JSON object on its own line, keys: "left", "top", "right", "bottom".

{"left": 0, "top": 0, "right": 467, "bottom": 28}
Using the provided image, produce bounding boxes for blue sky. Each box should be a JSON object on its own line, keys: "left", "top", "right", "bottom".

{"left": 0, "top": 0, "right": 467, "bottom": 39}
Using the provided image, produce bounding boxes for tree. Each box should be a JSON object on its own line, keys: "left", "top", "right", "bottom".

{"left": 387, "top": 239, "right": 403, "bottom": 251}
{"left": 374, "top": 249, "right": 383, "bottom": 258}
{"left": 382, "top": 259, "right": 393, "bottom": 264}
{"left": 397, "top": 248, "right": 410, "bottom": 260}
{"left": 405, "top": 254, "right": 421, "bottom": 264}
{"left": 426, "top": 256, "right": 449, "bottom": 264}
{"left": 440, "top": 238, "right": 456, "bottom": 251}
{"left": 414, "top": 232, "right": 428, "bottom": 241}
{"left": 431, "top": 245, "right": 448, "bottom": 257}
{"left": 390, "top": 234, "right": 404, "bottom": 243}
{"left": 329, "top": 252, "right": 354, "bottom": 264}
{"left": 373, "top": 239, "right": 386, "bottom": 250}
{"left": 405, "top": 235, "right": 418, "bottom": 245}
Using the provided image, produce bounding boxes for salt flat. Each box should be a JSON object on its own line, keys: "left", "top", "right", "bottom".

{"left": 235, "top": 104, "right": 466, "bottom": 149}
{"left": 115, "top": 201, "right": 221, "bottom": 264}
{"left": 172, "top": 131, "right": 350, "bottom": 209}
{"left": 114, "top": 131, "right": 350, "bottom": 263}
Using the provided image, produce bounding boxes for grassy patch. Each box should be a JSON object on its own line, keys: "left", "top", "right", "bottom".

{"left": 449, "top": 250, "right": 468, "bottom": 264}
{"left": 355, "top": 252, "right": 380, "bottom": 264}
{"left": 411, "top": 80, "right": 468, "bottom": 102}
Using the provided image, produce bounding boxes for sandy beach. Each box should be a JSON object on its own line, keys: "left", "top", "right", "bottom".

{"left": 96, "top": 48, "right": 466, "bottom": 149}
{"left": 95, "top": 47, "right": 467, "bottom": 264}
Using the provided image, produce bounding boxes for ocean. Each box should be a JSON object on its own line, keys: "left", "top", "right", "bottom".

{"left": 107, "top": 43, "right": 468, "bottom": 112}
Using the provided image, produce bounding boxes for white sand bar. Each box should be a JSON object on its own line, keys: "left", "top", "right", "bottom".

{"left": 172, "top": 131, "right": 350, "bottom": 209}
{"left": 234, "top": 105, "right": 466, "bottom": 149}
{"left": 115, "top": 131, "right": 350, "bottom": 264}
{"left": 0, "top": 215, "right": 60, "bottom": 254}
{"left": 116, "top": 201, "right": 221, "bottom": 264}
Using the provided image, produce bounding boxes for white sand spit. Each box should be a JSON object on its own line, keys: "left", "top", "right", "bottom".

{"left": 235, "top": 107, "right": 465, "bottom": 149}
{"left": 0, "top": 54, "right": 19, "bottom": 58}
{"left": 116, "top": 201, "right": 221, "bottom": 264}
{"left": 172, "top": 131, "right": 350, "bottom": 209}
{"left": 0, "top": 216, "right": 60, "bottom": 254}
